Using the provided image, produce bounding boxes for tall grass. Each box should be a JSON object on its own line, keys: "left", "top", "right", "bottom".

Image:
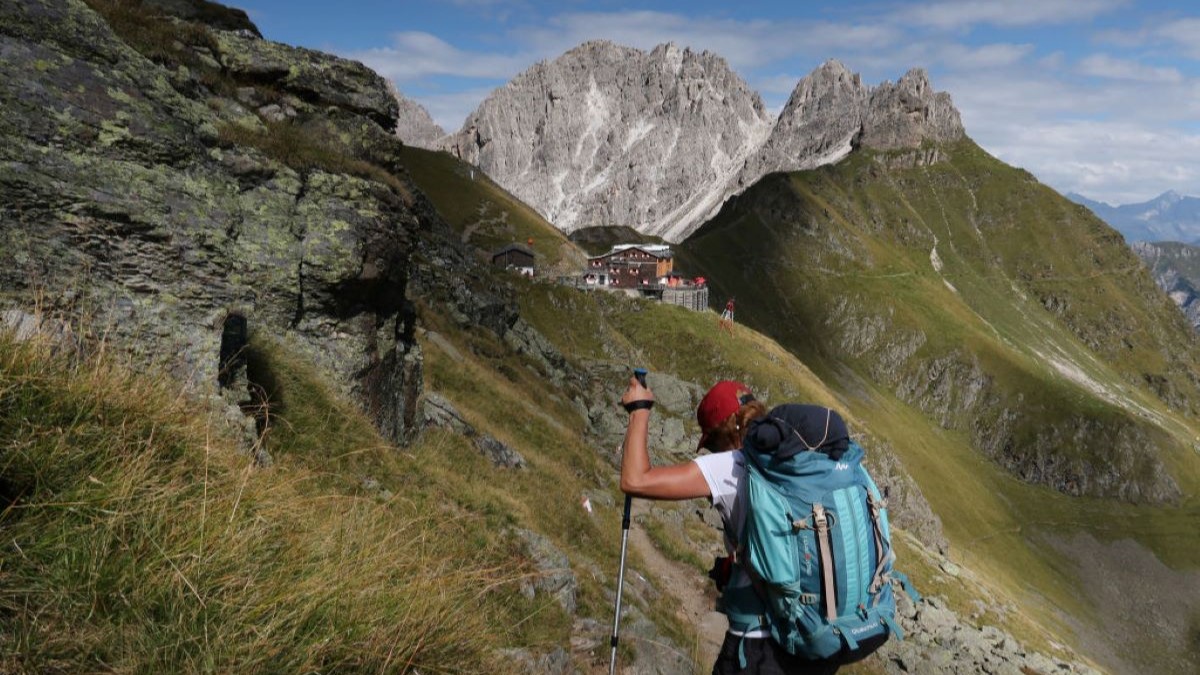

{"left": 0, "top": 329, "right": 518, "bottom": 673}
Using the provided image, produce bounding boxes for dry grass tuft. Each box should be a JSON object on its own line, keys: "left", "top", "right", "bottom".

{"left": 0, "top": 327, "right": 516, "bottom": 672}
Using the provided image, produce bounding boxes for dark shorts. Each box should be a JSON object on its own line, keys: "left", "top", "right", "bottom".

{"left": 710, "top": 633, "right": 886, "bottom": 675}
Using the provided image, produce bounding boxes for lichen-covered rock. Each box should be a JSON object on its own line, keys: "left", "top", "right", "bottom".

{"left": 474, "top": 434, "right": 526, "bottom": 469}
{"left": 211, "top": 30, "right": 399, "bottom": 131}
{"left": 0, "top": 0, "right": 422, "bottom": 445}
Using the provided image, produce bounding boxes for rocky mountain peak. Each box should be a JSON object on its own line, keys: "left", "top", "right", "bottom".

{"left": 860, "top": 67, "right": 964, "bottom": 151}
{"left": 786, "top": 59, "right": 866, "bottom": 112}
{"left": 649, "top": 40, "right": 684, "bottom": 61}
{"left": 442, "top": 43, "right": 965, "bottom": 241}
{"left": 441, "top": 40, "right": 774, "bottom": 241}
{"left": 390, "top": 83, "right": 445, "bottom": 150}
{"left": 736, "top": 61, "right": 962, "bottom": 214}
{"left": 738, "top": 59, "right": 870, "bottom": 189}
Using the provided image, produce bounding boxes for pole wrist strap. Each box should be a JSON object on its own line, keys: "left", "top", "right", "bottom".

{"left": 623, "top": 400, "right": 654, "bottom": 413}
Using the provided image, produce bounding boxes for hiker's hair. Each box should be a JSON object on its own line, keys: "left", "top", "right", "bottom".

{"left": 706, "top": 400, "right": 767, "bottom": 451}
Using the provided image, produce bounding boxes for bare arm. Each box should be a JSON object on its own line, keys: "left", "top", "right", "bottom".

{"left": 618, "top": 377, "right": 711, "bottom": 500}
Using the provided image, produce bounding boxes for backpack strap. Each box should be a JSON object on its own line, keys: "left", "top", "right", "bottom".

{"left": 861, "top": 467, "right": 892, "bottom": 596}
{"left": 722, "top": 583, "right": 769, "bottom": 670}
{"left": 892, "top": 570, "right": 921, "bottom": 603}
{"left": 812, "top": 502, "right": 838, "bottom": 622}
{"left": 881, "top": 613, "right": 905, "bottom": 640}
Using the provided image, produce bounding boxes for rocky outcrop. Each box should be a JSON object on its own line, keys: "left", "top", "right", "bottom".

{"left": 141, "top": 0, "right": 261, "bottom": 35}
{"left": 443, "top": 40, "right": 774, "bottom": 242}
{"left": 211, "top": 31, "right": 400, "bottom": 131}
{"left": 391, "top": 83, "right": 446, "bottom": 149}
{"left": 860, "top": 68, "right": 964, "bottom": 151}
{"left": 882, "top": 590, "right": 1100, "bottom": 675}
{"left": 1132, "top": 241, "right": 1200, "bottom": 331}
{"left": 0, "top": 0, "right": 426, "bottom": 445}
{"left": 423, "top": 392, "right": 527, "bottom": 468}
{"left": 514, "top": 528, "right": 578, "bottom": 615}
{"left": 740, "top": 62, "right": 962, "bottom": 193}
{"left": 443, "top": 46, "right": 964, "bottom": 242}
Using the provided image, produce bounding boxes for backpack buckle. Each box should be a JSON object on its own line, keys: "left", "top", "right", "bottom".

{"left": 812, "top": 504, "right": 829, "bottom": 532}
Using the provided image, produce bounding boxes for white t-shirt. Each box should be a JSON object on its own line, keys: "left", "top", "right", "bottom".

{"left": 693, "top": 450, "right": 768, "bottom": 638}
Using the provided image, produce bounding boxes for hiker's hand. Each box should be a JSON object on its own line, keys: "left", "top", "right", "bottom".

{"left": 621, "top": 376, "right": 655, "bottom": 413}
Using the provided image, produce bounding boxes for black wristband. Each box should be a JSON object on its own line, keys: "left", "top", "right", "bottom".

{"left": 623, "top": 400, "right": 654, "bottom": 413}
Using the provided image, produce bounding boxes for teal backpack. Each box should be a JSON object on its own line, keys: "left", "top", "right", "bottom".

{"left": 722, "top": 404, "right": 917, "bottom": 665}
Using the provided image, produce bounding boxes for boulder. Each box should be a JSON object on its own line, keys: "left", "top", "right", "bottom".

{"left": 514, "top": 529, "right": 578, "bottom": 615}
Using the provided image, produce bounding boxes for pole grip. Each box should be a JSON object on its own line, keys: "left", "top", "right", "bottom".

{"left": 633, "top": 367, "right": 647, "bottom": 388}
{"left": 621, "top": 493, "right": 632, "bottom": 529}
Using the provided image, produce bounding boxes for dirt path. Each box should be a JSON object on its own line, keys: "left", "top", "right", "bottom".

{"left": 627, "top": 500, "right": 727, "bottom": 670}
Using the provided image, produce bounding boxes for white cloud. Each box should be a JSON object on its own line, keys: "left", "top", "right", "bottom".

{"left": 1078, "top": 54, "right": 1184, "bottom": 83}
{"left": 345, "top": 32, "right": 532, "bottom": 82}
{"left": 1038, "top": 51, "right": 1067, "bottom": 70}
{"left": 1155, "top": 18, "right": 1200, "bottom": 59}
{"left": 901, "top": 0, "right": 1127, "bottom": 30}
{"left": 937, "top": 43, "right": 1035, "bottom": 70}
{"left": 1095, "top": 17, "right": 1200, "bottom": 60}
{"left": 939, "top": 67, "right": 1200, "bottom": 204}
{"left": 508, "top": 11, "right": 899, "bottom": 72}
{"left": 998, "top": 120, "right": 1200, "bottom": 203}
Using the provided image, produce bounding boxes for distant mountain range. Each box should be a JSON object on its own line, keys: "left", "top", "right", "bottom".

{"left": 1067, "top": 190, "right": 1200, "bottom": 244}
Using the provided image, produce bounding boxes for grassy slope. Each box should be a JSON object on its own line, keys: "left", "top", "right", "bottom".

{"left": 679, "top": 142, "right": 1200, "bottom": 497}
{"left": 8, "top": 5, "right": 1196, "bottom": 662}
{"left": 7, "top": 135, "right": 1194, "bottom": 671}
{"left": 393, "top": 144, "right": 1200, "bottom": 671}
{"left": 397, "top": 145, "right": 584, "bottom": 275}
{"left": 0, "top": 331, "right": 536, "bottom": 673}
{"left": 672, "top": 141, "right": 1200, "bottom": 670}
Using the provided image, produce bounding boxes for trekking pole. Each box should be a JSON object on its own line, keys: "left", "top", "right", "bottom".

{"left": 609, "top": 367, "right": 647, "bottom": 675}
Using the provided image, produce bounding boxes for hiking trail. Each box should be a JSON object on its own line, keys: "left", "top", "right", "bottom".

{"left": 628, "top": 499, "right": 726, "bottom": 670}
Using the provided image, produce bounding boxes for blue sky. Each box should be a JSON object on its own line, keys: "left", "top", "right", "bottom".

{"left": 238, "top": 0, "right": 1200, "bottom": 206}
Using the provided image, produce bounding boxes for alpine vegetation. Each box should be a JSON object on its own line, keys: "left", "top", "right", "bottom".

{"left": 2, "top": 1, "right": 1199, "bottom": 674}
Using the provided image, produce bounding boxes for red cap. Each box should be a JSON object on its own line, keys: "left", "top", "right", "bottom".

{"left": 696, "top": 380, "right": 753, "bottom": 450}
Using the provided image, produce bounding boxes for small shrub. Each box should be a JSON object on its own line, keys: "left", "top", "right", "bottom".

{"left": 83, "top": 0, "right": 221, "bottom": 70}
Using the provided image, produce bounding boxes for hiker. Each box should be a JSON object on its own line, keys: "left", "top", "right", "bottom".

{"left": 719, "top": 298, "right": 735, "bottom": 334}
{"left": 619, "top": 379, "right": 889, "bottom": 674}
